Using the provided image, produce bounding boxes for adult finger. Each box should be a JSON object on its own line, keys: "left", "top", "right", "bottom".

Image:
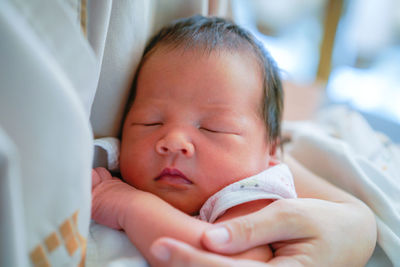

{"left": 150, "top": 237, "right": 270, "bottom": 267}
{"left": 202, "top": 199, "right": 322, "bottom": 254}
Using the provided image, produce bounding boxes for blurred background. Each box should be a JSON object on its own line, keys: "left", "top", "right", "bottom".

{"left": 229, "top": 0, "right": 400, "bottom": 142}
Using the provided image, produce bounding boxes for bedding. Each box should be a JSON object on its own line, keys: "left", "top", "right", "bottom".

{"left": 285, "top": 105, "right": 400, "bottom": 267}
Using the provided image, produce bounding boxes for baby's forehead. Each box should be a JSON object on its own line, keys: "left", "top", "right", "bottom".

{"left": 141, "top": 44, "right": 264, "bottom": 84}
{"left": 143, "top": 43, "right": 264, "bottom": 76}
{"left": 156, "top": 39, "right": 259, "bottom": 57}
{"left": 135, "top": 45, "right": 266, "bottom": 115}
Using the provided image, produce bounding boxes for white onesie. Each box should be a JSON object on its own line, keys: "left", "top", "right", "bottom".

{"left": 198, "top": 163, "right": 297, "bottom": 223}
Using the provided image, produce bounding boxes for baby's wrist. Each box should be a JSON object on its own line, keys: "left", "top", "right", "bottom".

{"left": 117, "top": 188, "right": 151, "bottom": 229}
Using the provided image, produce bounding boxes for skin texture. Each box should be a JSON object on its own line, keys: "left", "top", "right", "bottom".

{"left": 120, "top": 47, "right": 273, "bottom": 215}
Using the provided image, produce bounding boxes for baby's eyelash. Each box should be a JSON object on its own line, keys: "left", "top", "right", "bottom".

{"left": 131, "top": 122, "right": 162, "bottom": 127}
{"left": 143, "top": 122, "right": 162, "bottom": 126}
{"left": 200, "top": 126, "right": 241, "bottom": 136}
{"left": 200, "top": 127, "right": 220, "bottom": 133}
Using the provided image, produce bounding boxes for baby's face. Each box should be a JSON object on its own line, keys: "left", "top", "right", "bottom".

{"left": 120, "top": 47, "right": 273, "bottom": 215}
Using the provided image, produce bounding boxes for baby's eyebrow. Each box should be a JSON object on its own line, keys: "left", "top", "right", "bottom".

{"left": 129, "top": 103, "right": 162, "bottom": 114}
{"left": 202, "top": 111, "right": 249, "bottom": 125}
{"left": 200, "top": 104, "right": 239, "bottom": 114}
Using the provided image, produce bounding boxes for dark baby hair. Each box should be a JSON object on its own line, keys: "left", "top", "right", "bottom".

{"left": 126, "top": 15, "right": 283, "bottom": 144}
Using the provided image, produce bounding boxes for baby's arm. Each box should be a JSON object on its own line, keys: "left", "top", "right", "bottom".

{"left": 91, "top": 168, "right": 272, "bottom": 266}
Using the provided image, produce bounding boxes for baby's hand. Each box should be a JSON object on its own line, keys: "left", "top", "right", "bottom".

{"left": 91, "top": 167, "right": 136, "bottom": 230}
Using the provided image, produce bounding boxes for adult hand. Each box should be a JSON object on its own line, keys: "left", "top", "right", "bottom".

{"left": 150, "top": 198, "right": 376, "bottom": 267}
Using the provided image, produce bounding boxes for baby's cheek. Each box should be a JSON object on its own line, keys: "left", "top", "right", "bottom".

{"left": 120, "top": 150, "right": 148, "bottom": 180}
{"left": 120, "top": 165, "right": 148, "bottom": 190}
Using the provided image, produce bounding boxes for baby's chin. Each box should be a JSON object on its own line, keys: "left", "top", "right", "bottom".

{"left": 158, "top": 193, "right": 203, "bottom": 216}
{"left": 177, "top": 204, "right": 201, "bottom": 217}
{"left": 122, "top": 177, "right": 206, "bottom": 215}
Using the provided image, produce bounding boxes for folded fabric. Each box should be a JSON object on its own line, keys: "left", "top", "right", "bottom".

{"left": 93, "top": 137, "right": 120, "bottom": 171}
{"left": 283, "top": 105, "right": 400, "bottom": 267}
{"left": 199, "top": 163, "right": 297, "bottom": 223}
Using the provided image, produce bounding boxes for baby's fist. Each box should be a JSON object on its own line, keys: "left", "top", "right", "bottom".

{"left": 91, "top": 168, "right": 134, "bottom": 229}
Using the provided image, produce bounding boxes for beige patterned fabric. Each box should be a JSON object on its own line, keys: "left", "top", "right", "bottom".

{"left": 0, "top": 1, "right": 230, "bottom": 266}
{"left": 1, "top": 0, "right": 94, "bottom": 266}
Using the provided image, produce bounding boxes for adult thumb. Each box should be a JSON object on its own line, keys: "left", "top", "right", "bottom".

{"left": 201, "top": 199, "right": 312, "bottom": 254}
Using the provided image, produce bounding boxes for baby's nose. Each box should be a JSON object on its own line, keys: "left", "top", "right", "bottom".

{"left": 155, "top": 131, "right": 194, "bottom": 157}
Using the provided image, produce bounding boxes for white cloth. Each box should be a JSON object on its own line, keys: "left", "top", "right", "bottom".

{"left": 93, "top": 137, "right": 120, "bottom": 171}
{"left": 89, "top": 0, "right": 154, "bottom": 138}
{"left": 1, "top": 1, "right": 94, "bottom": 266}
{"left": 86, "top": 221, "right": 147, "bottom": 267}
{"left": 199, "top": 164, "right": 297, "bottom": 223}
{"left": 283, "top": 106, "right": 400, "bottom": 267}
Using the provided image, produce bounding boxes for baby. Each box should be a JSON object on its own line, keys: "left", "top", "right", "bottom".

{"left": 91, "top": 15, "right": 296, "bottom": 265}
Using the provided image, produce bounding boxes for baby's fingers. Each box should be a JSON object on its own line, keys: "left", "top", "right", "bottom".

{"left": 92, "top": 167, "right": 113, "bottom": 189}
{"left": 94, "top": 167, "right": 113, "bottom": 179}
{"left": 92, "top": 169, "right": 102, "bottom": 188}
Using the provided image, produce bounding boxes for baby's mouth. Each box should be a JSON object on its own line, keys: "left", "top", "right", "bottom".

{"left": 155, "top": 168, "right": 193, "bottom": 186}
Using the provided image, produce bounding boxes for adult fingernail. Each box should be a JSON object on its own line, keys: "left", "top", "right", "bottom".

{"left": 151, "top": 243, "right": 170, "bottom": 262}
{"left": 205, "top": 227, "right": 230, "bottom": 245}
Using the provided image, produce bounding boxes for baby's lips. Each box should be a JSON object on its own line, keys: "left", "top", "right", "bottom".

{"left": 156, "top": 167, "right": 193, "bottom": 184}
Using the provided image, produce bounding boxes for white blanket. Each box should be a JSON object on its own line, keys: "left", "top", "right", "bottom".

{"left": 87, "top": 106, "right": 400, "bottom": 267}
{"left": 285, "top": 106, "right": 400, "bottom": 267}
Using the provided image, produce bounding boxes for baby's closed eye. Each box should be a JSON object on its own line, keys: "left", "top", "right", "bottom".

{"left": 133, "top": 122, "right": 163, "bottom": 127}
{"left": 199, "top": 126, "right": 238, "bottom": 135}
{"left": 198, "top": 120, "right": 243, "bottom": 135}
